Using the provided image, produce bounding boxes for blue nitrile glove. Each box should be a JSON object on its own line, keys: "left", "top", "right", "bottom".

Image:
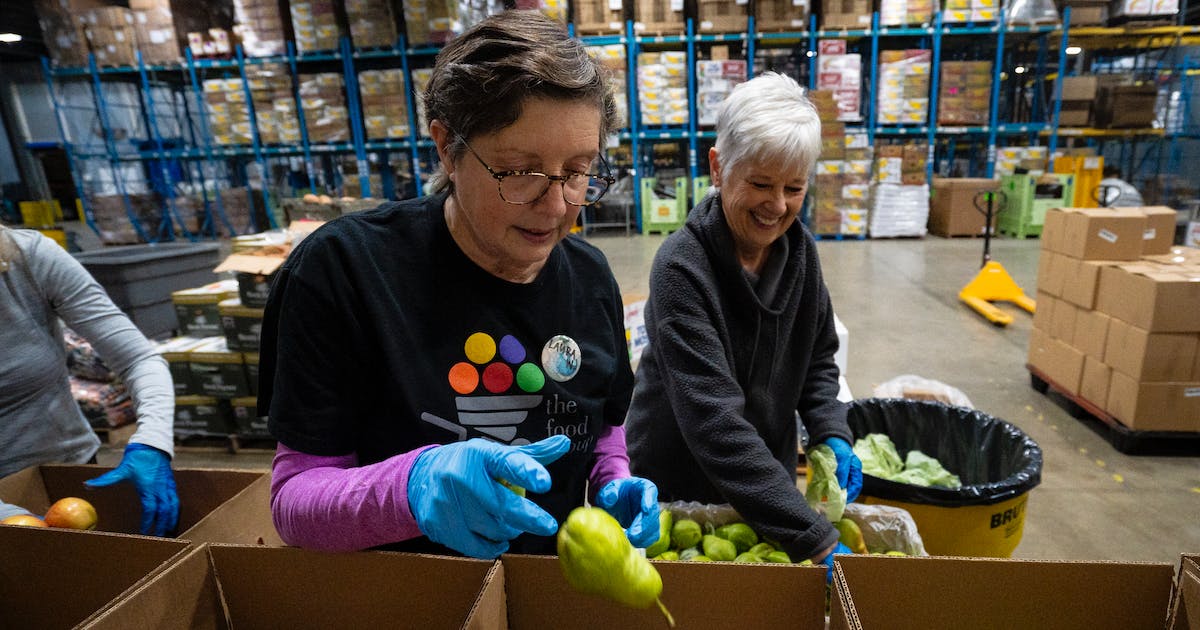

{"left": 823, "top": 437, "right": 863, "bottom": 503}
{"left": 408, "top": 435, "right": 572, "bottom": 559}
{"left": 595, "top": 476, "right": 660, "bottom": 548}
{"left": 85, "top": 443, "right": 180, "bottom": 536}
{"left": 0, "top": 500, "right": 35, "bottom": 521}
{"left": 817, "top": 541, "right": 853, "bottom": 584}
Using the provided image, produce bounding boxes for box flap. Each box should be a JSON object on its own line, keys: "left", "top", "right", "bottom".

{"left": 500, "top": 554, "right": 827, "bottom": 629}
{"left": 81, "top": 544, "right": 227, "bottom": 630}
{"left": 213, "top": 252, "right": 286, "bottom": 276}
{"left": 463, "top": 561, "right": 509, "bottom": 630}
{"left": 0, "top": 526, "right": 190, "bottom": 630}
{"left": 834, "top": 554, "right": 1175, "bottom": 630}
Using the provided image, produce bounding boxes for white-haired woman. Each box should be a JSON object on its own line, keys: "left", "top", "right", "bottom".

{"left": 626, "top": 72, "right": 862, "bottom": 579}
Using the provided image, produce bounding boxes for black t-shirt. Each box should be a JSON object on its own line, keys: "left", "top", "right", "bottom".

{"left": 260, "top": 194, "right": 634, "bottom": 554}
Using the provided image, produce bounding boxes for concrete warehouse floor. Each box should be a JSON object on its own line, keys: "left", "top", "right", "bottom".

{"left": 96, "top": 232, "right": 1200, "bottom": 565}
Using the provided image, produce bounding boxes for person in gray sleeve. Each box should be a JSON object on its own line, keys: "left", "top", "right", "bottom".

{"left": 0, "top": 225, "right": 178, "bottom": 535}
{"left": 625, "top": 73, "right": 862, "bottom": 580}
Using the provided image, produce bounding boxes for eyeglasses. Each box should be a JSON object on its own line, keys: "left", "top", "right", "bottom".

{"left": 457, "top": 135, "right": 616, "bottom": 206}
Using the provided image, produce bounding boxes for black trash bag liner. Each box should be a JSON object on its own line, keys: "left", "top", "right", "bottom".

{"left": 846, "top": 398, "right": 1042, "bottom": 508}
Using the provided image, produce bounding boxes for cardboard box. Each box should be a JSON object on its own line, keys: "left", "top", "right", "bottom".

{"left": 0, "top": 526, "right": 191, "bottom": 629}
{"left": 1055, "top": 207, "right": 1148, "bottom": 260}
{"left": 1032, "top": 293, "right": 1055, "bottom": 331}
{"left": 1140, "top": 206, "right": 1179, "bottom": 255}
{"left": 1104, "top": 318, "right": 1198, "bottom": 382}
{"left": 1107, "top": 373, "right": 1200, "bottom": 432}
{"left": 87, "top": 544, "right": 499, "bottom": 629}
{"left": 1050, "top": 299, "right": 1079, "bottom": 342}
{"left": 1167, "top": 555, "right": 1200, "bottom": 630}
{"left": 1061, "top": 259, "right": 1118, "bottom": 310}
{"left": 1080, "top": 355, "right": 1112, "bottom": 408}
{"left": 928, "top": 177, "right": 999, "bottom": 237}
{"left": 1061, "top": 75, "right": 1099, "bottom": 101}
{"left": 830, "top": 554, "right": 1177, "bottom": 630}
{"left": 499, "top": 554, "right": 828, "bottom": 629}
{"left": 177, "top": 473, "right": 283, "bottom": 545}
{"left": 1072, "top": 308, "right": 1110, "bottom": 359}
{"left": 0, "top": 464, "right": 264, "bottom": 537}
{"left": 1028, "top": 327, "right": 1085, "bottom": 394}
{"left": 1096, "top": 264, "right": 1200, "bottom": 333}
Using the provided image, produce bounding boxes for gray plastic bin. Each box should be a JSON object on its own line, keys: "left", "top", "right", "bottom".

{"left": 74, "top": 242, "right": 221, "bottom": 339}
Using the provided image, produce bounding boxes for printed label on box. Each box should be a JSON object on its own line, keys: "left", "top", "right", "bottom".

{"left": 1187, "top": 387, "right": 1200, "bottom": 397}
{"left": 1098, "top": 229, "right": 1118, "bottom": 243}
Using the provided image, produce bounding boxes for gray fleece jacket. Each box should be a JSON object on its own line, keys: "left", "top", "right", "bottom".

{"left": 626, "top": 192, "right": 850, "bottom": 560}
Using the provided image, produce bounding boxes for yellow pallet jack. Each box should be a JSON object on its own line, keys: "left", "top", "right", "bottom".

{"left": 958, "top": 190, "right": 1036, "bottom": 326}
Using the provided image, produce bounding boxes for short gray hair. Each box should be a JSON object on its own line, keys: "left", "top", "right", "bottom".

{"left": 713, "top": 72, "right": 821, "bottom": 181}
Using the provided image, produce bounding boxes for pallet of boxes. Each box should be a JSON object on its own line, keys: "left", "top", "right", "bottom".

{"left": 1029, "top": 205, "right": 1200, "bottom": 451}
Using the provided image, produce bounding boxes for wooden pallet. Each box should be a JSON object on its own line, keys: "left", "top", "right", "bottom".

{"left": 175, "top": 433, "right": 277, "bottom": 455}
{"left": 1027, "top": 363, "right": 1200, "bottom": 455}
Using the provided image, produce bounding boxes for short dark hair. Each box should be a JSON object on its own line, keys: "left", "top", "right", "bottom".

{"left": 424, "top": 11, "right": 618, "bottom": 192}
{"left": 1103, "top": 165, "right": 1121, "bottom": 178}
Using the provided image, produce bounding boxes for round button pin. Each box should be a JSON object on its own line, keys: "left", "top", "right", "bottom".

{"left": 541, "top": 335, "right": 581, "bottom": 382}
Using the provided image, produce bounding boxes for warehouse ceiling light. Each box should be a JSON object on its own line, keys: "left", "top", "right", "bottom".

{"left": 0, "top": 33, "right": 22, "bottom": 43}
{"left": 1066, "top": 46, "right": 1082, "bottom": 55}
{"left": 1014, "top": 66, "right": 1027, "bottom": 74}
{"left": 806, "top": 50, "right": 815, "bottom": 58}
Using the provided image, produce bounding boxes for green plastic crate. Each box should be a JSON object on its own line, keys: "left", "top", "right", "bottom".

{"left": 998, "top": 173, "right": 1074, "bottom": 239}
{"left": 640, "top": 177, "right": 689, "bottom": 234}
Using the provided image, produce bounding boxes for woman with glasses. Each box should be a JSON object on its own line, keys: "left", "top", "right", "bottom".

{"left": 259, "top": 11, "right": 659, "bottom": 558}
{"left": 624, "top": 73, "right": 863, "bottom": 580}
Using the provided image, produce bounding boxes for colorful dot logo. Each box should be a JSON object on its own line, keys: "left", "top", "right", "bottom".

{"left": 439, "top": 332, "right": 546, "bottom": 444}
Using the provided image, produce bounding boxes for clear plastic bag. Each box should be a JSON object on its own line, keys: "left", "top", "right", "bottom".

{"left": 1006, "top": 0, "right": 1060, "bottom": 25}
{"left": 658, "top": 501, "right": 744, "bottom": 528}
{"left": 872, "top": 374, "right": 974, "bottom": 409}
{"left": 842, "top": 502, "right": 929, "bottom": 556}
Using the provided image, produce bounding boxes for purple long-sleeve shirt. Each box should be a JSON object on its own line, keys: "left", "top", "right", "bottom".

{"left": 271, "top": 424, "right": 632, "bottom": 551}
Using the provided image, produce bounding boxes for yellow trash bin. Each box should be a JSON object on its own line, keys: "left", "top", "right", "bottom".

{"left": 846, "top": 398, "right": 1042, "bottom": 558}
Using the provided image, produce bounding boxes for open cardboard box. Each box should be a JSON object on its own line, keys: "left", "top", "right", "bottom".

{"left": 177, "top": 473, "right": 284, "bottom": 545}
{"left": 0, "top": 464, "right": 265, "bottom": 538}
{"left": 1168, "top": 553, "right": 1200, "bottom": 630}
{"left": 830, "top": 554, "right": 1176, "bottom": 630}
{"left": 0, "top": 525, "right": 190, "bottom": 629}
{"left": 488, "top": 554, "right": 828, "bottom": 629}
{"left": 84, "top": 543, "right": 501, "bottom": 630}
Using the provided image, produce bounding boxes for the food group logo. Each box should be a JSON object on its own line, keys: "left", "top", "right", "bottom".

{"left": 421, "top": 331, "right": 587, "bottom": 447}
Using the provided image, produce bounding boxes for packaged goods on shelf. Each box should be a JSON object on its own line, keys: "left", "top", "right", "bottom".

{"left": 33, "top": 0, "right": 90, "bottom": 66}
{"left": 1057, "top": 0, "right": 1108, "bottom": 25}
{"left": 877, "top": 50, "right": 932, "bottom": 125}
{"left": 634, "top": 0, "right": 686, "bottom": 33}
{"left": 345, "top": 0, "right": 397, "bottom": 48}
{"left": 299, "top": 73, "right": 350, "bottom": 144}
{"left": 204, "top": 65, "right": 294, "bottom": 146}
{"left": 821, "top": 0, "right": 872, "bottom": 28}
{"left": 233, "top": 0, "right": 287, "bottom": 57}
{"left": 83, "top": 6, "right": 137, "bottom": 67}
{"left": 289, "top": 0, "right": 342, "bottom": 54}
{"left": 573, "top": 0, "right": 624, "bottom": 35}
{"left": 638, "top": 52, "right": 689, "bottom": 126}
{"left": 870, "top": 183, "right": 929, "bottom": 237}
{"left": 880, "top": 0, "right": 934, "bottom": 25}
{"left": 1111, "top": 0, "right": 1179, "bottom": 19}
{"left": 359, "top": 69, "right": 409, "bottom": 140}
{"left": 938, "top": 60, "right": 991, "bottom": 126}
{"left": 943, "top": 0, "right": 999, "bottom": 22}
{"left": 755, "top": 48, "right": 807, "bottom": 85}
{"left": 217, "top": 187, "right": 268, "bottom": 236}
{"left": 696, "top": 60, "right": 747, "bottom": 126}
{"left": 513, "top": 0, "right": 568, "bottom": 22}
{"left": 756, "top": 0, "right": 812, "bottom": 31}
{"left": 1095, "top": 83, "right": 1158, "bottom": 129}
{"left": 403, "top": 0, "right": 504, "bottom": 46}
{"left": 87, "top": 192, "right": 166, "bottom": 245}
{"left": 188, "top": 336, "right": 250, "bottom": 399}
{"left": 185, "top": 28, "right": 233, "bottom": 58}
{"left": 817, "top": 51, "right": 862, "bottom": 122}
{"left": 219, "top": 298, "right": 265, "bottom": 352}
{"left": 412, "top": 68, "right": 434, "bottom": 137}
{"left": 697, "top": 0, "right": 749, "bottom": 33}
{"left": 587, "top": 44, "right": 629, "bottom": 128}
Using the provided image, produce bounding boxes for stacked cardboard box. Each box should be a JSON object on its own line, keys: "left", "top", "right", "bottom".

{"left": 880, "top": 0, "right": 935, "bottom": 25}
{"left": 817, "top": 42, "right": 861, "bottom": 122}
{"left": 698, "top": 0, "right": 749, "bottom": 33}
{"left": 1059, "top": 75, "right": 1098, "bottom": 127}
{"left": 88, "top": 192, "right": 165, "bottom": 244}
{"left": 34, "top": 0, "right": 91, "bottom": 67}
{"left": 359, "top": 69, "right": 409, "bottom": 140}
{"left": 587, "top": 44, "right": 630, "bottom": 128}
{"left": 217, "top": 187, "right": 267, "bottom": 236}
{"left": 870, "top": 143, "right": 928, "bottom": 237}
{"left": 821, "top": 0, "right": 872, "bottom": 28}
{"left": 638, "top": 51, "right": 688, "bottom": 126}
{"left": 1095, "top": 82, "right": 1158, "bottom": 129}
{"left": 233, "top": 0, "right": 287, "bottom": 57}
{"left": 994, "top": 145, "right": 1049, "bottom": 176}
{"left": 290, "top": 0, "right": 342, "bottom": 54}
{"left": 696, "top": 60, "right": 747, "bottom": 126}
{"left": 1111, "top": 0, "right": 1179, "bottom": 20}
{"left": 755, "top": 48, "right": 806, "bottom": 84}
{"left": 876, "top": 50, "right": 931, "bottom": 125}
{"left": 753, "top": 0, "right": 812, "bottom": 32}
{"left": 938, "top": 61, "right": 992, "bottom": 125}
{"left": 299, "top": 73, "right": 351, "bottom": 144}
{"left": 634, "top": 0, "right": 686, "bottom": 33}
{"left": 573, "top": 0, "right": 625, "bottom": 35}
{"left": 942, "top": 0, "right": 999, "bottom": 22}
{"left": 129, "top": 0, "right": 177, "bottom": 64}
{"left": 403, "top": 0, "right": 454, "bottom": 46}
{"left": 1031, "top": 206, "right": 1199, "bottom": 432}
{"left": 412, "top": 67, "right": 434, "bottom": 138}
{"left": 171, "top": 280, "right": 239, "bottom": 338}
{"left": 203, "top": 77, "right": 253, "bottom": 145}
{"left": 83, "top": 6, "right": 137, "bottom": 67}
{"left": 810, "top": 90, "right": 844, "bottom": 235}
{"left": 345, "top": 0, "right": 397, "bottom": 48}
{"left": 185, "top": 28, "right": 233, "bottom": 58}
{"left": 514, "top": 0, "right": 569, "bottom": 22}
{"left": 1058, "top": 0, "right": 1109, "bottom": 24}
